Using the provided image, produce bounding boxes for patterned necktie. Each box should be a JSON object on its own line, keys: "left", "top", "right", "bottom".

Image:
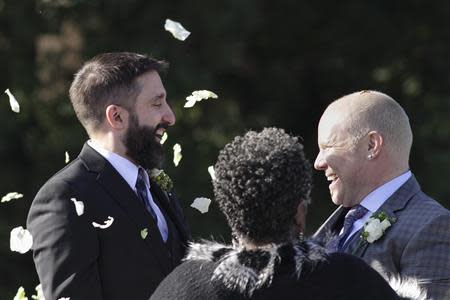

{"left": 329, "top": 204, "right": 368, "bottom": 251}
{"left": 136, "top": 168, "right": 158, "bottom": 222}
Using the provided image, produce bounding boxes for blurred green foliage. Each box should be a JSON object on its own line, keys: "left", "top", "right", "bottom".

{"left": 1, "top": 0, "right": 450, "bottom": 297}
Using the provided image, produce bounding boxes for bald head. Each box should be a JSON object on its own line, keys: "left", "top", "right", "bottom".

{"left": 324, "top": 90, "right": 413, "bottom": 164}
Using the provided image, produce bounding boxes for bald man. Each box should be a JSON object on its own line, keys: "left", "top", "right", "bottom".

{"left": 313, "top": 90, "right": 450, "bottom": 299}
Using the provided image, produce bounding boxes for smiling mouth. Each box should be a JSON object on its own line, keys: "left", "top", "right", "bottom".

{"left": 326, "top": 174, "right": 339, "bottom": 188}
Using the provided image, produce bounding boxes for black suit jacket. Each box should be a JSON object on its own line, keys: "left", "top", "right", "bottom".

{"left": 27, "top": 143, "right": 191, "bottom": 300}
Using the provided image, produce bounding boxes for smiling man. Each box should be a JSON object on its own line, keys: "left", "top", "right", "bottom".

{"left": 313, "top": 90, "right": 450, "bottom": 299}
{"left": 27, "top": 52, "right": 191, "bottom": 300}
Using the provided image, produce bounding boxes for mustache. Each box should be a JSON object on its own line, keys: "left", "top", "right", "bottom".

{"left": 155, "top": 123, "right": 169, "bottom": 132}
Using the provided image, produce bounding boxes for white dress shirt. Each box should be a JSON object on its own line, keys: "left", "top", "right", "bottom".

{"left": 342, "top": 170, "right": 412, "bottom": 245}
{"left": 87, "top": 140, "right": 169, "bottom": 241}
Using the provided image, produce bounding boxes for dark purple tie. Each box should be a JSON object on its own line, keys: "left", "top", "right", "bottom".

{"left": 328, "top": 204, "right": 368, "bottom": 251}
{"left": 136, "top": 168, "right": 158, "bottom": 222}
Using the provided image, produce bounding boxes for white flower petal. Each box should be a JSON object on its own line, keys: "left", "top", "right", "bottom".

{"left": 173, "top": 143, "right": 182, "bottom": 167}
{"left": 31, "top": 284, "right": 45, "bottom": 300}
{"left": 65, "top": 151, "right": 70, "bottom": 164}
{"left": 164, "top": 19, "right": 191, "bottom": 41}
{"left": 190, "top": 197, "right": 211, "bottom": 213}
{"left": 10, "top": 226, "right": 33, "bottom": 254}
{"left": 92, "top": 216, "right": 114, "bottom": 229}
{"left": 140, "top": 228, "right": 148, "bottom": 239}
{"left": 208, "top": 166, "right": 216, "bottom": 181}
{"left": 184, "top": 90, "right": 218, "bottom": 108}
{"left": 13, "top": 286, "right": 28, "bottom": 300}
{"left": 380, "top": 219, "right": 391, "bottom": 231}
{"left": 57, "top": 298, "right": 70, "bottom": 300}
{"left": 183, "top": 97, "right": 197, "bottom": 108}
{"left": 1, "top": 192, "right": 24, "bottom": 202}
{"left": 70, "top": 198, "right": 84, "bottom": 216}
{"left": 5, "top": 88, "right": 20, "bottom": 113}
{"left": 160, "top": 132, "right": 168, "bottom": 145}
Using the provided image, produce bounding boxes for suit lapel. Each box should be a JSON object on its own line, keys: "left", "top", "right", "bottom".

{"left": 344, "top": 175, "right": 421, "bottom": 257}
{"left": 150, "top": 182, "right": 189, "bottom": 243}
{"left": 79, "top": 143, "right": 172, "bottom": 274}
{"left": 313, "top": 205, "right": 348, "bottom": 239}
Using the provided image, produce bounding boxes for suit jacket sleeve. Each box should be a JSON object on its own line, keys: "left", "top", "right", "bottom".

{"left": 401, "top": 213, "right": 450, "bottom": 299}
{"left": 27, "top": 178, "right": 103, "bottom": 300}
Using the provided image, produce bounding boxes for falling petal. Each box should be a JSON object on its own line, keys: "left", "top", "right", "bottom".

{"left": 184, "top": 90, "right": 218, "bottom": 108}
{"left": 1, "top": 192, "right": 24, "bottom": 203}
{"left": 140, "top": 228, "right": 148, "bottom": 239}
{"left": 5, "top": 89, "right": 20, "bottom": 113}
{"left": 190, "top": 197, "right": 211, "bottom": 214}
{"left": 183, "top": 96, "right": 197, "bottom": 108}
{"left": 65, "top": 151, "right": 70, "bottom": 164}
{"left": 92, "top": 216, "right": 114, "bottom": 229}
{"left": 13, "top": 286, "right": 28, "bottom": 300}
{"left": 58, "top": 298, "right": 70, "bottom": 300}
{"left": 70, "top": 198, "right": 84, "bottom": 216}
{"left": 164, "top": 19, "right": 191, "bottom": 41}
{"left": 208, "top": 166, "right": 216, "bottom": 181}
{"left": 160, "top": 132, "right": 168, "bottom": 145}
{"left": 10, "top": 226, "right": 33, "bottom": 254}
{"left": 173, "top": 143, "right": 182, "bottom": 166}
{"left": 31, "top": 284, "right": 44, "bottom": 300}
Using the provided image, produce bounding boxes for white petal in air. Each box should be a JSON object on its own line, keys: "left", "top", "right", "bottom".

{"left": 1, "top": 192, "right": 24, "bottom": 202}
{"left": 13, "top": 286, "right": 27, "bottom": 300}
{"left": 184, "top": 90, "right": 218, "bottom": 108}
{"left": 190, "top": 197, "right": 211, "bottom": 214}
{"left": 92, "top": 216, "right": 114, "bottom": 229}
{"left": 173, "top": 143, "right": 182, "bottom": 166}
{"left": 208, "top": 166, "right": 216, "bottom": 181}
{"left": 70, "top": 198, "right": 84, "bottom": 216}
{"left": 164, "top": 19, "right": 191, "bottom": 41}
{"left": 32, "top": 284, "right": 45, "bottom": 300}
{"left": 10, "top": 226, "right": 33, "bottom": 254}
{"left": 5, "top": 89, "right": 20, "bottom": 113}
{"left": 58, "top": 298, "right": 70, "bottom": 300}
{"left": 141, "top": 228, "right": 148, "bottom": 239}
{"left": 160, "top": 132, "right": 168, "bottom": 145}
{"left": 65, "top": 151, "right": 70, "bottom": 164}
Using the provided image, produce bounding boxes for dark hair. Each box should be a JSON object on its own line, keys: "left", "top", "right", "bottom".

{"left": 213, "top": 127, "right": 312, "bottom": 244}
{"left": 69, "top": 52, "right": 168, "bottom": 133}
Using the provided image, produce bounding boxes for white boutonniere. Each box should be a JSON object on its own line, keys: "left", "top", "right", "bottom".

{"left": 149, "top": 169, "right": 174, "bottom": 192}
{"left": 361, "top": 212, "right": 396, "bottom": 243}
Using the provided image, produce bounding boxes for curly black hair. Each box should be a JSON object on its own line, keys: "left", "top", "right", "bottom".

{"left": 213, "top": 127, "right": 312, "bottom": 244}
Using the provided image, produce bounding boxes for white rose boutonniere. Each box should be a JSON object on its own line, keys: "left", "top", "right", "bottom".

{"left": 361, "top": 212, "right": 396, "bottom": 243}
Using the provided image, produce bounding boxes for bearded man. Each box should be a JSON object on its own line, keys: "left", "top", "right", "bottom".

{"left": 27, "top": 52, "right": 191, "bottom": 300}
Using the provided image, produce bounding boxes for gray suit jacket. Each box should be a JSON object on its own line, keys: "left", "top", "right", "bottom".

{"left": 314, "top": 175, "right": 450, "bottom": 300}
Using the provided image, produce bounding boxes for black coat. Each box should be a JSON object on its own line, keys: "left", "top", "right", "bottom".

{"left": 27, "top": 143, "right": 191, "bottom": 300}
{"left": 151, "top": 239, "right": 425, "bottom": 300}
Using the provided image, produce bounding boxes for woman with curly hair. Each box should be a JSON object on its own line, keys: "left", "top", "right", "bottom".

{"left": 151, "top": 127, "right": 425, "bottom": 300}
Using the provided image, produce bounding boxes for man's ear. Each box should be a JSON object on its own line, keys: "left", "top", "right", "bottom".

{"left": 367, "top": 131, "right": 383, "bottom": 159}
{"left": 105, "top": 105, "right": 128, "bottom": 130}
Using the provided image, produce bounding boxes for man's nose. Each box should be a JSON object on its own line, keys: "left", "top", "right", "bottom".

{"left": 314, "top": 151, "right": 326, "bottom": 170}
{"left": 163, "top": 104, "right": 176, "bottom": 126}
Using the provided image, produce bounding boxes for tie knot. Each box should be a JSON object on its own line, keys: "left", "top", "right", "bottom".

{"left": 136, "top": 168, "right": 147, "bottom": 189}
{"left": 345, "top": 204, "right": 368, "bottom": 223}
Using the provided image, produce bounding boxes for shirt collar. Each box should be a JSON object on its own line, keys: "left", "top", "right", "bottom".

{"left": 360, "top": 170, "right": 412, "bottom": 213}
{"left": 87, "top": 140, "right": 149, "bottom": 190}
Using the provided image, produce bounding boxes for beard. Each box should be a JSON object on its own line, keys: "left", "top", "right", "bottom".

{"left": 124, "top": 113, "right": 167, "bottom": 170}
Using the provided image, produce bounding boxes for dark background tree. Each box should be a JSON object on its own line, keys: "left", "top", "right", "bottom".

{"left": 1, "top": 0, "right": 449, "bottom": 297}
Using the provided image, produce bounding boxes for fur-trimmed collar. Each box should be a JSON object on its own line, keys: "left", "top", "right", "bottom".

{"left": 185, "top": 239, "right": 427, "bottom": 300}
{"left": 185, "top": 239, "right": 327, "bottom": 297}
